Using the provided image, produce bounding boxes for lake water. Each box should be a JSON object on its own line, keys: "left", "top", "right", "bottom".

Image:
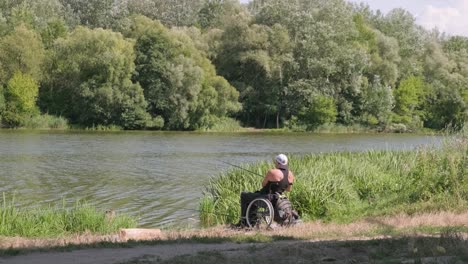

{"left": 0, "top": 131, "right": 442, "bottom": 228}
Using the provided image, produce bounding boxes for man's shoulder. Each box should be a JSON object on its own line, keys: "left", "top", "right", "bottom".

{"left": 266, "top": 168, "right": 283, "bottom": 179}
{"left": 267, "top": 168, "right": 283, "bottom": 174}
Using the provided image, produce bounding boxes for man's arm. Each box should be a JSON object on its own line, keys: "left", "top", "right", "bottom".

{"left": 262, "top": 170, "right": 275, "bottom": 187}
{"left": 286, "top": 171, "right": 295, "bottom": 192}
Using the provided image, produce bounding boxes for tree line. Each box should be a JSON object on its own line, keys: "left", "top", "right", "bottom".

{"left": 0, "top": 0, "right": 466, "bottom": 131}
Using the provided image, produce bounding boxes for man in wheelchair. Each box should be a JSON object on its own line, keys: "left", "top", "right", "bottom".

{"left": 234, "top": 154, "right": 299, "bottom": 228}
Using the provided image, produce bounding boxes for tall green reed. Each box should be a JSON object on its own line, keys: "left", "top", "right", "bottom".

{"left": 0, "top": 196, "right": 137, "bottom": 238}
{"left": 22, "top": 114, "right": 69, "bottom": 129}
{"left": 200, "top": 133, "right": 467, "bottom": 226}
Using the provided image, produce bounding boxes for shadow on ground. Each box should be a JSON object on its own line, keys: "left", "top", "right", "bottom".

{"left": 118, "top": 233, "right": 468, "bottom": 264}
{"left": 1, "top": 226, "right": 467, "bottom": 264}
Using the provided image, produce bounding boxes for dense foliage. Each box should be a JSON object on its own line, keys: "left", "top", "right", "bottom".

{"left": 39, "top": 27, "right": 151, "bottom": 129}
{"left": 0, "top": 0, "right": 466, "bottom": 130}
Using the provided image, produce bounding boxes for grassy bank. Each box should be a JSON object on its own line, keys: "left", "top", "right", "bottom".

{"left": 0, "top": 114, "right": 69, "bottom": 130}
{"left": 1, "top": 212, "right": 467, "bottom": 259}
{"left": 0, "top": 197, "right": 136, "bottom": 238}
{"left": 199, "top": 132, "right": 467, "bottom": 227}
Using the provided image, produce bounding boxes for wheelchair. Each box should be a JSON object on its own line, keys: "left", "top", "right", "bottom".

{"left": 245, "top": 193, "right": 295, "bottom": 229}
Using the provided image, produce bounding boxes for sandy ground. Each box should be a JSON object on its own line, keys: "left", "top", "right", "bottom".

{"left": 0, "top": 211, "right": 467, "bottom": 264}
{"left": 1, "top": 236, "right": 466, "bottom": 264}
{"left": 0, "top": 242, "right": 259, "bottom": 264}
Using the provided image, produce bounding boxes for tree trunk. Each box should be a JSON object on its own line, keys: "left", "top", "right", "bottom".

{"left": 276, "top": 112, "right": 280, "bottom": 129}
{"left": 277, "top": 65, "right": 283, "bottom": 129}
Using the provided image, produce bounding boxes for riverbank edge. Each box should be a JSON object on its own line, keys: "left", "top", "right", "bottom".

{"left": 0, "top": 126, "right": 442, "bottom": 135}
{"left": 200, "top": 134, "right": 467, "bottom": 226}
{"left": 0, "top": 211, "right": 467, "bottom": 257}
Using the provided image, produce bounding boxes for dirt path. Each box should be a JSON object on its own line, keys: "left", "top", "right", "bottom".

{"left": 0, "top": 212, "right": 467, "bottom": 264}
{"left": 2, "top": 237, "right": 466, "bottom": 264}
{"left": 0, "top": 241, "right": 285, "bottom": 264}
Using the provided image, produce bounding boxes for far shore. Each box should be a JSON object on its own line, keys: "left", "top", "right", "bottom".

{"left": 0, "top": 126, "right": 441, "bottom": 135}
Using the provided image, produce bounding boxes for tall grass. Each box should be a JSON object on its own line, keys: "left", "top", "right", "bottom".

{"left": 198, "top": 118, "right": 246, "bottom": 132}
{"left": 22, "top": 114, "right": 69, "bottom": 129}
{"left": 200, "top": 133, "right": 467, "bottom": 227}
{"left": 0, "top": 196, "right": 137, "bottom": 238}
{"left": 294, "top": 123, "right": 373, "bottom": 133}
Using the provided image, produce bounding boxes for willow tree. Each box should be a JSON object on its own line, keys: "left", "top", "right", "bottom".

{"left": 2, "top": 72, "right": 39, "bottom": 127}
{"left": 393, "top": 75, "right": 425, "bottom": 126}
{"left": 126, "top": 16, "right": 240, "bottom": 130}
{"left": 422, "top": 39, "right": 468, "bottom": 129}
{"left": 126, "top": 0, "right": 205, "bottom": 27}
{"left": 0, "top": 24, "right": 45, "bottom": 85}
{"left": 0, "top": 86, "right": 4, "bottom": 124}
{"left": 40, "top": 27, "right": 150, "bottom": 129}
{"left": 370, "top": 8, "right": 427, "bottom": 79}
{"left": 250, "top": 0, "right": 371, "bottom": 126}
{"left": 0, "top": 24, "right": 45, "bottom": 127}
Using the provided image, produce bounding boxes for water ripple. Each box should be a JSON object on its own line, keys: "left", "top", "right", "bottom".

{"left": 0, "top": 131, "right": 442, "bottom": 227}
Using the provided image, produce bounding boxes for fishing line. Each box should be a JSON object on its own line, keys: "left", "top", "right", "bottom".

{"left": 147, "top": 160, "right": 263, "bottom": 226}
{"left": 217, "top": 159, "right": 264, "bottom": 177}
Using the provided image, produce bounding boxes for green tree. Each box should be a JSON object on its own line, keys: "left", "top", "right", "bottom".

{"left": 370, "top": 8, "right": 426, "bottom": 79}
{"left": 127, "top": 16, "right": 240, "bottom": 130}
{"left": 1, "top": 0, "right": 68, "bottom": 42}
{"left": 126, "top": 0, "right": 205, "bottom": 27}
{"left": 359, "top": 77, "right": 394, "bottom": 126}
{"left": 253, "top": 0, "right": 369, "bottom": 126}
{"left": 58, "top": 0, "right": 114, "bottom": 28}
{"left": 8, "top": 2, "right": 35, "bottom": 28}
{"left": 0, "top": 24, "right": 45, "bottom": 85}
{"left": 393, "top": 75, "right": 425, "bottom": 125}
{"left": 424, "top": 82, "right": 466, "bottom": 129}
{"left": 198, "top": 0, "right": 224, "bottom": 29}
{"left": 39, "top": 18, "right": 68, "bottom": 48}
{"left": 422, "top": 40, "right": 468, "bottom": 129}
{"left": 297, "top": 95, "right": 337, "bottom": 130}
{"left": 0, "top": 12, "right": 7, "bottom": 37}
{"left": 371, "top": 30, "right": 400, "bottom": 87}
{"left": 3, "top": 71, "right": 39, "bottom": 127}
{"left": 0, "top": 85, "right": 5, "bottom": 124}
{"left": 198, "top": 0, "right": 244, "bottom": 30}
{"left": 125, "top": 16, "right": 175, "bottom": 125}
{"left": 40, "top": 26, "right": 150, "bottom": 129}
{"left": 268, "top": 24, "right": 294, "bottom": 128}
{"left": 215, "top": 16, "right": 296, "bottom": 128}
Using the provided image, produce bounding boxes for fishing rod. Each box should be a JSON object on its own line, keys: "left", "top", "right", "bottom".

{"left": 217, "top": 160, "right": 264, "bottom": 177}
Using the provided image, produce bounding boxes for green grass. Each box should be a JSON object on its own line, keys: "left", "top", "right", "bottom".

{"left": 197, "top": 118, "right": 246, "bottom": 132}
{"left": 200, "top": 132, "right": 467, "bottom": 226}
{"left": 20, "top": 114, "right": 69, "bottom": 130}
{"left": 0, "top": 196, "right": 137, "bottom": 238}
{"left": 68, "top": 124, "right": 123, "bottom": 131}
{"left": 295, "top": 123, "right": 374, "bottom": 133}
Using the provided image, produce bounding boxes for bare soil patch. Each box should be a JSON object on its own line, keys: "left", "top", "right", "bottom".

{"left": 0, "top": 211, "right": 467, "bottom": 264}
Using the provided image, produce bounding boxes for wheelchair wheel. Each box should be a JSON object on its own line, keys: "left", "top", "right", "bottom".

{"left": 246, "top": 198, "right": 274, "bottom": 229}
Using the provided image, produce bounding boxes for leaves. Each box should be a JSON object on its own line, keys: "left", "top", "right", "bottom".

{"left": 40, "top": 26, "right": 149, "bottom": 129}
{"left": 3, "top": 72, "right": 39, "bottom": 127}
{"left": 0, "top": 24, "right": 45, "bottom": 84}
{"left": 129, "top": 16, "right": 240, "bottom": 130}
{"left": 0, "top": 0, "right": 465, "bottom": 130}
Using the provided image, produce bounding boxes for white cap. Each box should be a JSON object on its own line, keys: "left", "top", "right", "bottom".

{"left": 275, "top": 154, "right": 288, "bottom": 166}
